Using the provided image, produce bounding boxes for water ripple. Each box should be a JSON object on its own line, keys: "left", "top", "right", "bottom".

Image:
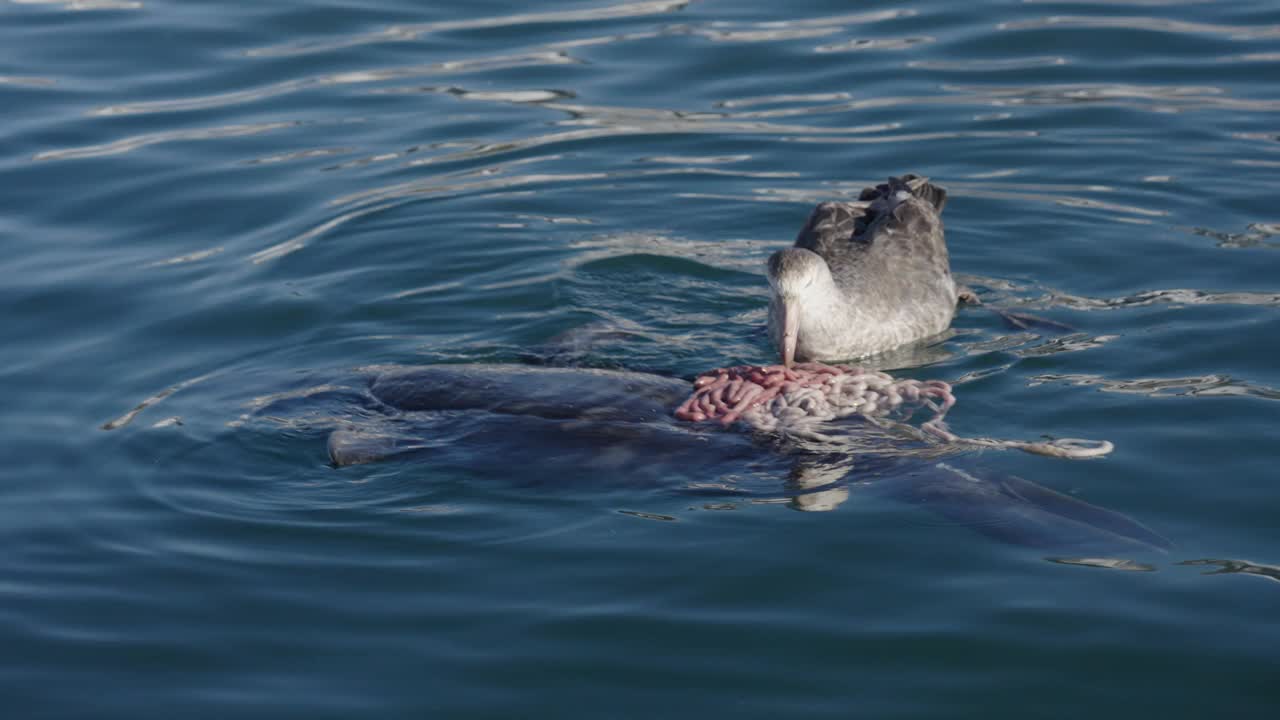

{"left": 725, "top": 9, "right": 917, "bottom": 31}
{"left": 11, "top": 0, "right": 141, "bottom": 10}
{"left": 1033, "top": 288, "right": 1280, "bottom": 310}
{"left": 1047, "top": 557, "right": 1156, "bottom": 572}
{"left": 789, "top": 129, "right": 1040, "bottom": 145}
{"left": 1179, "top": 559, "right": 1280, "bottom": 583}
{"left": 640, "top": 154, "right": 752, "bottom": 164}
{"left": 252, "top": 158, "right": 791, "bottom": 265}
{"left": 710, "top": 83, "right": 1265, "bottom": 122}
{"left": 34, "top": 121, "right": 297, "bottom": 161}
{"left": 250, "top": 200, "right": 401, "bottom": 265}
{"left": 145, "top": 247, "right": 225, "bottom": 268}
{"left": 89, "top": 52, "right": 579, "bottom": 117}
{"left": 716, "top": 92, "right": 851, "bottom": 109}
{"left": 1015, "top": 334, "right": 1119, "bottom": 358}
{"left": 1190, "top": 226, "right": 1280, "bottom": 249}
{"left": 830, "top": 180, "right": 1168, "bottom": 220}
{"left": 1000, "top": 15, "right": 1280, "bottom": 40}
{"left": 0, "top": 75, "right": 56, "bottom": 87}
{"left": 692, "top": 26, "right": 842, "bottom": 43}
{"left": 696, "top": 9, "right": 919, "bottom": 45}
{"left": 317, "top": 113, "right": 905, "bottom": 198}
{"left": 566, "top": 232, "right": 775, "bottom": 274}
{"left": 245, "top": 0, "right": 692, "bottom": 58}
{"left": 1022, "top": 0, "right": 1215, "bottom": 5}
{"left": 815, "top": 36, "right": 936, "bottom": 53}
{"left": 1028, "top": 373, "right": 1280, "bottom": 401}
{"left": 943, "top": 83, "right": 1280, "bottom": 113}
{"left": 908, "top": 56, "right": 1068, "bottom": 71}
{"left": 101, "top": 371, "right": 219, "bottom": 431}
{"left": 241, "top": 146, "right": 354, "bottom": 166}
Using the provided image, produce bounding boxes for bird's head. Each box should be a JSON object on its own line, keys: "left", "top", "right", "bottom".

{"left": 767, "top": 247, "right": 832, "bottom": 367}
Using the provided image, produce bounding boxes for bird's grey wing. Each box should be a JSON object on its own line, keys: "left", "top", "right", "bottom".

{"left": 793, "top": 175, "right": 948, "bottom": 261}
{"left": 855, "top": 175, "right": 948, "bottom": 249}
{"left": 793, "top": 201, "right": 868, "bottom": 257}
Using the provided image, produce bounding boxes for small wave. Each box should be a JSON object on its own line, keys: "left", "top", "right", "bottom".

{"left": 0, "top": 75, "right": 56, "bottom": 87}
{"left": 1016, "top": 334, "right": 1119, "bottom": 358}
{"left": 89, "top": 52, "right": 578, "bottom": 117}
{"left": 145, "top": 247, "right": 225, "bottom": 268}
{"left": 34, "top": 121, "right": 296, "bottom": 161}
{"left": 244, "top": 0, "right": 692, "bottom": 58}
{"left": 1022, "top": 0, "right": 1215, "bottom": 5}
{"left": 815, "top": 36, "right": 935, "bottom": 53}
{"left": 1179, "top": 558, "right": 1280, "bottom": 583}
{"left": 789, "top": 129, "right": 1040, "bottom": 144}
{"left": 999, "top": 15, "right": 1280, "bottom": 40}
{"left": 1189, "top": 224, "right": 1280, "bottom": 250}
{"left": 1028, "top": 373, "right": 1280, "bottom": 401}
{"left": 1047, "top": 557, "right": 1156, "bottom": 572}
{"left": 639, "top": 154, "right": 752, "bottom": 165}
{"left": 908, "top": 56, "right": 1068, "bottom": 71}
{"left": 11, "top": 0, "right": 141, "bottom": 10}
{"left": 242, "top": 146, "right": 354, "bottom": 166}
{"left": 1035, "top": 288, "right": 1280, "bottom": 310}
{"left": 249, "top": 200, "right": 400, "bottom": 264}
{"left": 716, "top": 92, "right": 851, "bottom": 109}
{"left": 939, "top": 183, "right": 1167, "bottom": 219}
{"left": 941, "top": 82, "right": 1280, "bottom": 113}
{"left": 102, "top": 371, "right": 220, "bottom": 431}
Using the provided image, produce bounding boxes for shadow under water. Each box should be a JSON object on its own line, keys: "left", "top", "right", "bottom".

{"left": 227, "top": 362, "right": 1174, "bottom": 562}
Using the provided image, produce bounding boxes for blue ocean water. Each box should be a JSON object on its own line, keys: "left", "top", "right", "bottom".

{"left": 2, "top": 0, "right": 1278, "bottom": 716}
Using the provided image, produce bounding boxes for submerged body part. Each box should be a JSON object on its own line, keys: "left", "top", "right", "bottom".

{"left": 768, "top": 175, "right": 959, "bottom": 365}
{"left": 307, "top": 363, "right": 1163, "bottom": 554}
{"left": 328, "top": 364, "right": 764, "bottom": 475}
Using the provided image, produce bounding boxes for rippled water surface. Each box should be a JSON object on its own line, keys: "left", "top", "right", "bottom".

{"left": 4, "top": 0, "right": 1279, "bottom": 716}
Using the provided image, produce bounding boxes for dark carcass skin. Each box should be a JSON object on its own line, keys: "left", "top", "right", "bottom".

{"left": 323, "top": 364, "right": 1170, "bottom": 556}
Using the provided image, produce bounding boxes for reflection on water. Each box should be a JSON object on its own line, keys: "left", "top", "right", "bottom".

{"left": 100, "top": 371, "right": 219, "bottom": 431}
{"left": 992, "top": 286, "right": 1280, "bottom": 311}
{"left": 1179, "top": 558, "right": 1280, "bottom": 583}
{"left": 87, "top": 52, "right": 581, "bottom": 118}
{"left": 245, "top": 0, "right": 693, "bottom": 58}
{"left": 944, "top": 82, "right": 1280, "bottom": 112}
{"left": 815, "top": 36, "right": 935, "bottom": 53}
{"left": 1028, "top": 373, "right": 1280, "bottom": 401}
{"left": 998, "top": 15, "right": 1280, "bottom": 40}
{"left": 1191, "top": 224, "right": 1280, "bottom": 250}
{"left": 35, "top": 121, "right": 301, "bottom": 162}
{"left": 0, "top": 74, "right": 56, "bottom": 87}
{"left": 12, "top": 0, "right": 142, "bottom": 9}
{"left": 1047, "top": 557, "right": 1157, "bottom": 572}
{"left": 908, "top": 56, "right": 1068, "bottom": 71}
{"left": 1014, "top": 333, "right": 1118, "bottom": 358}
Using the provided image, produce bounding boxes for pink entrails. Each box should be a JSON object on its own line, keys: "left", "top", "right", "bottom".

{"left": 674, "top": 362, "right": 955, "bottom": 432}
{"left": 674, "top": 362, "right": 1113, "bottom": 460}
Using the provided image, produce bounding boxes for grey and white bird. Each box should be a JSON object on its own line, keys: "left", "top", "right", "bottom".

{"left": 767, "top": 174, "right": 959, "bottom": 366}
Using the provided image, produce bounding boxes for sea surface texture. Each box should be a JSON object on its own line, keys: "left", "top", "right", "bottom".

{"left": 2, "top": 0, "right": 1278, "bottom": 717}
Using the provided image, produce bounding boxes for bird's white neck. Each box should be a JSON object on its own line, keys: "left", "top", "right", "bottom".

{"left": 772, "top": 273, "right": 952, "bottom": 362}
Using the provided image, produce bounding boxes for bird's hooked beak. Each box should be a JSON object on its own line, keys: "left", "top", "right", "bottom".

{"left": 780, "top": 299, "right": 799, "bottom": 368}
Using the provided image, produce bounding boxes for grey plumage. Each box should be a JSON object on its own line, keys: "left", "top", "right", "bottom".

{"left": 767, "top": 174, "right": 958, "bottom": 364}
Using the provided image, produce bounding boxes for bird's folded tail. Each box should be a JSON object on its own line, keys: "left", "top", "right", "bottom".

{"left": 858, "top": 174, "right": 947, "bottom": 213}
